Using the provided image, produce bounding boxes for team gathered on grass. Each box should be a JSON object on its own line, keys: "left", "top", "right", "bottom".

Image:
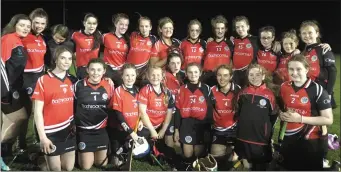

{"left": 1, "top": 7, "right": 339, "bottom": 171}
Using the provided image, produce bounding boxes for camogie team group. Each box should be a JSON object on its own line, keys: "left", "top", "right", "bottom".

{"left": 0, "top": 7, "right": 337, "bottom": 171}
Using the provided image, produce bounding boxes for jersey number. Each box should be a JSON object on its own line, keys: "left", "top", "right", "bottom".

{"left": 190, "top": 98, "right": 196, "bottom": 104}
{"left": 217, "top": 47, "right": 221, "bottom": 51}
{"left": 291, "top": 98, "right": 295, "bottom": 103}
{"left": 155, "top": 102, "right": 161, "bottom": 107}
{"left": 94, "top": 95, "right": 97, "bottom": 101}
{"left": 225, "top": 101, "right": 228, "bottom": 106}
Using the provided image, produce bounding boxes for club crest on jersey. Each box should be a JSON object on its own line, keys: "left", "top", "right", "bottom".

{"left": 259, "top": 99, "right": 267, "bottom": 107}
{"left": 185, "top": 136, "right": 192, "bottom": 143}
{"left": 169, "top": 126, "right": 174, "bottom": 133}
{"left": 63, "top": 88, "right": 67, "bottom": 94}
{"left": 78, "top": 142, "right": 86, "bottom": 150}
{"left": 12, "top": 91, "right": 20, "bottom": 99}
{"left": 26, "top": 87, "right": 33, "bottom": 95}
{"left": 224, "top": 46, "right": 229, "bottom": 51}
{"left": 311, "top": 55, "right": 318, "bottom": 62}
{"left": 199, "top": 96, "right": 205, "bottom": 103}
{"left": 147, "top": 41, "right": 152, "bottom": 46}
{"left": 246, "top": 43, "right": 252, "bottom": 48}
{"left": 301, "top": 97, "right": 309, "bottom": 104}
{"left": 199, "top": 47, "right": 204, "bottom": 53}
{"left": 102, "top": 93, "right": 108, "bottom": 100}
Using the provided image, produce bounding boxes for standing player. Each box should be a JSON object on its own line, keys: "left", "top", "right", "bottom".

{"left": 257, "top": 26, "right": 281, "bottom": 73}
{"left": 1, "top": 14, "right": 31, "bottom": 171}
{"left": 174, "top": 63, "right": 213, "bottom": 167}
{"left": 45, "top": 24, "right": 75, "bottom": 69}
{"left": 103, "top": 13, "right": 130, "bottom": 86}
{"left": 210, "top": 64, "right": 241, "bottom": 170}
{"left": 108, "top": 63, "right": 141, "bottom": 167}
{"left": 74, "top": 58, "right": 113, "bottom": 170}
{"left": 234, "top": 64, "right": 276, "bottom": 170}
{"left": 150, "top": 17, "right": 181, "bottom": 68}
{"left": 231, "top": 16, "right": 258, "bottom": 87}
{"left": 72, "top": 13, "right": 101, "bottom": 79}
{"left": 126, "top": 15, "right": 157, "bottom": 87}
{"left": 278, "top": 54, "right": 333, "bottom": 170}
{"left": 32, "top": 46, "right": 77, "bottom": 171}
{"left": 19, "top": 8, "right": 48, "bottom": 151}
{"left": 202, "top": 15, "right": 233, "bottom": 87}
{"left": 180, "top": 19, "right": 206, "bottom": 71}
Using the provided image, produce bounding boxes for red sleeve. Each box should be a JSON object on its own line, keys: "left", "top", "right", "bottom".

{"left": 31, "top": 76, "right": 45, "bottom": 101}
{"left": 112, "top": 87, "right": 123, "bottom": 112}
{"left": 138, "top": 86, "right": 148, "bottom": 105}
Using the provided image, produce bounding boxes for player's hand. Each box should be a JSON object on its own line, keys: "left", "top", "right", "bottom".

{"left": 293, "top": 49, "right": 301, "bottom": 55}
{"left": 151, "top": 130, "right": 159, "bottom": 140}
{"left": 138, "top": 121, "right": 143, "bottom": 131}
{"left": 272, "top": 41, "right": 281, "bottom": 53}
{"left": 174, "top": 129, "right": 180, "bottom": 142}
{"left": 279, "top": 109, "right": 301, "bottom": 123}
{"left": 104, "top": 77, "right": 115, "bottom": 88}
{"left": 319, "top": 43, "right": 331, "bottom": 54}
{"left": 157, "top": 128, "right": 166, "bottom": 139}
{"left": 130, "top": 132, "right": 139, "bottom": 142}
{"left": 40, "top": 138, "right": 55, "bottom": 154}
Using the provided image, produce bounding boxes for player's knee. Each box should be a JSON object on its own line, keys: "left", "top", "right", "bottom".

{"left": 79, "top": 163, "right": 92, "bottom": 171}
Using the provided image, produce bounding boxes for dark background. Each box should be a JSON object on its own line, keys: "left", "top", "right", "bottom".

{"left": 2, "top": 0, "right": 340, "bottom": 53}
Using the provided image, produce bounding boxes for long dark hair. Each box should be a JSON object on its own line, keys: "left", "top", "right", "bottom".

{"left": 165, "top": 47, "right": 184, "bottom": 85}
{"left": 2, "top": 14, "right": 31, "bottom": 36}
{"left": 83, "top": 13, "right": 101, "bottom": 50}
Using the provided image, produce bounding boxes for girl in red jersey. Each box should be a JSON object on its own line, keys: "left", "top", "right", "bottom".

{"left": 19, "top": 8, "right": 49, "bottom": 151}
{"left": 72, "top": 13, "right": 102, "bottom": 79}
{"left": 180, "top": 19, "right": 206, "bottom": 71}
{"left": 127, "top": 15, "right": 157, "bottom": 87}
{"left": 150, "top": 17, "right": 181, "bottom": 68}
{"left": 32, "top": 46, "right": 77, "bottom": 171}
{"left": 274, "top": 30, "right": 300, "bottom": 84}
{"left": 299, "top": 20, "right": 337, "bottom": 109}
{"left": 74, "top": 58, "right": 113, "bottom": 170}
{"left": 278, "top": 54, "right": 333, "bottom": 170}
{"left": 234, "top": 64, "right": 276, "bottom": 171}
{"left": 210, "top": 64, "right": 241, "bottom": 170}
{"left": 108, "top": 63, "right": 141, "bottom": 167}
{"left": 1, "top": 14, "right": 31, "bottom": 171}
{"left": 174, "top": 63, "right": 213, "bottom": 167}
{"left": 103, "top": 13, "right": 130, "bottom": 87}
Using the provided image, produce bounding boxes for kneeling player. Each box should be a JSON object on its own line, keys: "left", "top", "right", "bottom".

{"left": 74, "top": 59, "right": 114, "bottom": 170}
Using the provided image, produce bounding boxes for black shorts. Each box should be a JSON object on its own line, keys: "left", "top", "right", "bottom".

{"left": 22, "top": 71, "right": 44, "bottom": 97}
{"left": 234, "top": 139, "right": 272, "bottom": 164}
{"left": 1, "top": 89, "right": 25, "bottom": 114}
{"left": 105, "top": 65, "right": 122, "bottom": 87}
{"left": 107, "top": 127, "right": 130, "bottom": 155}
{"left": 179, "top": 118, "right": 211, "bottom": 145}
{"left": 45, "top": 125, "right": 76, "bottom": 156}
{"left": 76, "top": 128, "right": 109, "bottom": 153}
{"left": 165, "top": 113, "right": 175, "bottom": 136}
{"left": 76, "top": 66, "right": 87, "bottom": 80}
{"left": 212, "top": 129, "right": 236, "bottom": 145}
{"left": 280, "top": 136, "right": 325, "bottom": 171}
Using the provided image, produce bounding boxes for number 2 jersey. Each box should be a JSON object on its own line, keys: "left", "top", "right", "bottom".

{"left": 73, "top": 79, "right": 114, "bottom": 130}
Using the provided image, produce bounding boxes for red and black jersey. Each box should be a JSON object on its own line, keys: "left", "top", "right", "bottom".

{"left": 203, "top": 38, "right": 233, "bottom": 72}
{"left": 103, "top": 32, "right": 129, "bottom": 70}
{"left": 150, "top": 38, "right": 181, "bottom": 61}
{"left": 232, "top": 35, "right": 258, "bottom": 70}
{"left": 1, "top": 33, "right": 28, "bottom": 98}
{"left": 275, "top": 53, "right": 293, "bottom": 83}
{"left": 31, "top": 71, "right": 76, "bottom": 134}
{"left": 175, "top": 83, "right": 213, "bottom": 120}
{"left": 180, "top": 39, "right": 206, "bottom": 70}
{"left": 304, "top": 43, "right": 337, "bottom": 94}
{"left": 22, "top": 33, "right": 46, "bottom": 73}
{"left": 236, "top": 83, "right": 275, "bottom": 145}
{"left": 257, "top": 48, "right": 279, "bottom": 73}
{"left": 138, "top": 84, "right": 175, "bottom": 127}
{"left": 72, "top": 30, "right": 100, "bottom": 67}
{"left": 73, "top": 78, "right": 114, "bottom": 130}
{"left": 126, "top": 32, "right": 157, "bottom": 69}
{"left": 211, "top": 83, "right": 241, "bottom": 130}
{"left": 164, "top": 71, "right": 184, "bottom": 99}
{"left": 279, "top": 79, "right": 331, "bottom": 140}
{"left": 112, "top": 85, "right": 139, "bottom": 131}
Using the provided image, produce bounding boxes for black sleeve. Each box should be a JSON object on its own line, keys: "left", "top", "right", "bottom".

{"left": 234, "top": 94, "right": 243, "bottom": 121}
{"left": 114, "top": 109, "right": 133, "bottom": 134}
{"left": 200, "top": 39, "right": 207, "bottom": 51}
{"left": 323, "top": 51, "right": 337, "bottom": 94}
{"left": 226, "top": 39, "right": 234, "bottom": 56}
{"left": 203, "top": 85, "right": 214, "bottom": 124}
{"left": 316, "top": 87, "right": 332, "bottom": 111}
{"left": 6, "top": 46, "right": 28, "bottom": 87}
{"left": 174, "top": 107, "right": 181, "bottom": 129}
{"left": 167, "top": 90, "right": 175, "bottom": 109}
{"left": 249, "top": 36, "right": 259, "bottom": 64}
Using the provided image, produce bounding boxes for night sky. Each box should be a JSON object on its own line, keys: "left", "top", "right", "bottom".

{"left": 2, "top": 0, "right": 340, "bottom": 53}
